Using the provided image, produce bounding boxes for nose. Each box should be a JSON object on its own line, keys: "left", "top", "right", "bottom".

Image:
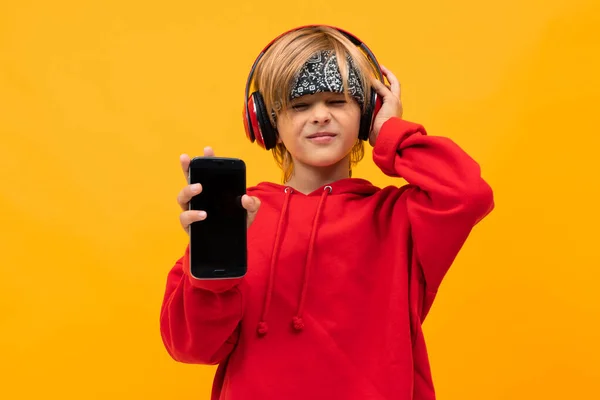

{"left": 311, "top": 102, "right": 331, "bottom": 125}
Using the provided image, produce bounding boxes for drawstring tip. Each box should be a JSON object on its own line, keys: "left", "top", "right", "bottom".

{"left": 257, "top": 321, "right": 269, "bottom": 336}
{"left": 292, "top": 316, "right": 305, "bottom": 331}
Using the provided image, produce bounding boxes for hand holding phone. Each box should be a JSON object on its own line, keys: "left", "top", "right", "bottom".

{"left": 177, "top": 147, "right": 261, "bottom": 231}
{"left": 176, "top": 147, "right": 261, "bottom": 279}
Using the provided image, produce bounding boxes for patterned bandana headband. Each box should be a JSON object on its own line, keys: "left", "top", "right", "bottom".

{"left": 289, "top": 50, "right": 365, "bottom": 105}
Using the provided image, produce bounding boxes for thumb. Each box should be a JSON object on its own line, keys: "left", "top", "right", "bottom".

{"left": 241, "top": 195, "right": 261, "bottom": 228}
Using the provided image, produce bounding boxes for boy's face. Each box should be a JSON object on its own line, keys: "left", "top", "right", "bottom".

{"left": 275, "top": 91, "right": 361, "bottom": 170}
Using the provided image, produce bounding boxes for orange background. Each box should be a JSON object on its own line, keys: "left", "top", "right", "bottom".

{"left": 1, "top": 0, "right": 599, "bottom": 398}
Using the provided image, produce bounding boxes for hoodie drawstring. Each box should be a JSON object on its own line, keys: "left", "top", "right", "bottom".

{"left": 256, "top": 185, "right": 332, "bottom": 337}
{"left": 292, "top": 185, "right": 331, "bottom": 331}
{"left": 257, "top": 187, "right": 292, "bottom": 336}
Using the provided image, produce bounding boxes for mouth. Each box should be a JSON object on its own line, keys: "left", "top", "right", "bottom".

{"left": 306, "top": 132, "right": 337, "bottom": 139}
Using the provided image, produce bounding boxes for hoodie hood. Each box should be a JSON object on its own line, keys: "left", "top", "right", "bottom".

{"left": 248, "top": 177, "right": 380, "bottom": 198}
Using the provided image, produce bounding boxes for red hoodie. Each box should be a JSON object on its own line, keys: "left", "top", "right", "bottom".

{"left": 160, "top": 117, "right": 494, "bottom": 400}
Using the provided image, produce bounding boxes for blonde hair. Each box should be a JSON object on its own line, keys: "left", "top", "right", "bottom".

{"left": 251, "top": 26, "right": 376, "bottom": 183}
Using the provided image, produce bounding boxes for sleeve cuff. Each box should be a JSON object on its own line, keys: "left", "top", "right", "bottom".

{"left": 372, "top": 117, "right": 427, "bottom": 176}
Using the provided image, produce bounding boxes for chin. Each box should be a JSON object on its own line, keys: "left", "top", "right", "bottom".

{"left": 292, "top": 140, "right": 355, "bottom": 169}
{"left": 303, "top": 152, "right": 350, "bottom": 168}
{"left": 309, "top": 159, "right": 342, "bottom": 168}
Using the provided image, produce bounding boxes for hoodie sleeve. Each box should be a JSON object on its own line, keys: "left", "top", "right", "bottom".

{"left": 159, "top": 245, "right": 244, "bottom": 365}
{"left": 372, "top": 117, "right": 494, "bottom": 310}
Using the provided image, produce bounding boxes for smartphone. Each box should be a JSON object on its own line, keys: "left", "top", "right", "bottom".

{"left": 188, "top": 156, "right": 247, "bottom": 279}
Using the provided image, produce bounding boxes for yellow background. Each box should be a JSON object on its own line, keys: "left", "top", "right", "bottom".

{"left": 1, "top": 0, "right": 599, "bottom": 398}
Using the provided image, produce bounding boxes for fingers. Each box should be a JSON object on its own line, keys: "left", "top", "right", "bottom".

{"left": 180, "top": 153, "right": 191, "bottom": 181}
{"left": 180, "top": 209, "right": 207, "bottom": 234}
{"left": 203, "top": 146, "right": 215, "bottom": 157}
{"left": 371, "top": 65, "right": 403, "bottom": 120}
{"left": 177, "top": 183, "right": 202, "bottom": 211}
{"left": 181, "top": 147, "right": 215, "bottom": 181}
{"left": 372, "top": 66, "right": 401, "bottom": 100}
{"left": 178, "top": 147, "right": 215, "bottom": 234}
{"left": 371, "top": 75, "right": 390, "bottom": 96}
{"left": 380, "top": 65, "right": 401, "bottom": 97}
{"left": 241, "top": 194, "right": 260, "bottom": 212}
{"left": 241, "top": 194, "right": 261, "bottom": 229}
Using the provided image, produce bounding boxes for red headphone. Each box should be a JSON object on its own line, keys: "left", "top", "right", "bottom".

{"left": 242, "top": 25, "right": 384, "bottom": 150}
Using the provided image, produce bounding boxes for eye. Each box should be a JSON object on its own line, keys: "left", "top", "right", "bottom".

{"left": 328, "top": 99, "right": 347, "bottom": 107}
{"left": 291, "top": 103, "right": 308, "bottom": 111}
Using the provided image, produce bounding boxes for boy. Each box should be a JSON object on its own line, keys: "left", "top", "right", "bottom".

{"left": 161, "top": 25, "right": 494, "bottom": 399}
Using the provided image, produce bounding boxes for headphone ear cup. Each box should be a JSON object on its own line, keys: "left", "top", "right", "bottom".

{"left": 358, "top": 89, "right": 375, "bottom": 141}
{"left": 358, "top": 89, "right": 383, "bottom": 141}
{"left": 372, "top": 92, "right": 383, "bottom": 121}
{"left": 253, "top": 92, "right": 278, "bottom": 150}
{"left": 243, "top": 100, "right": 255, "bottom": 143}
{"left": 247, "top": 93, "right": 265, "bottom": 148}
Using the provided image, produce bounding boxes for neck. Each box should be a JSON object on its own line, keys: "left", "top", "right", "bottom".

{"left": 285, "top": 155, "right": 351, "bottom": 194}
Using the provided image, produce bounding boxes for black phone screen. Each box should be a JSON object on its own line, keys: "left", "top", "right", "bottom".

{"left": 188, "top": 157, "right": 247, "bottom": 279}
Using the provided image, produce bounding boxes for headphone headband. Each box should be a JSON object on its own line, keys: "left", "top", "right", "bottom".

{"left": 244, "top": 24, "right": 383, "bottom": 104}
